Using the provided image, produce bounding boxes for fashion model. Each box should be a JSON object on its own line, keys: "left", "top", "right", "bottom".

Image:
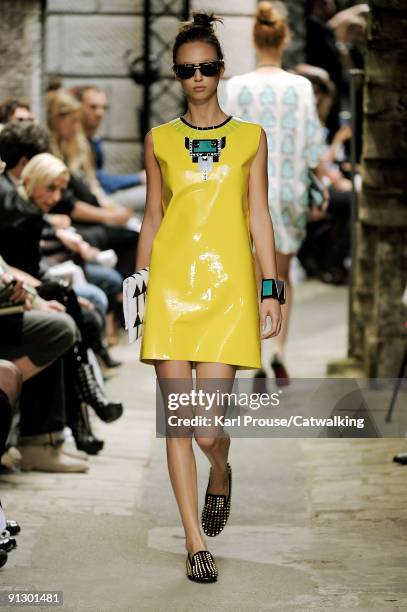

{"left": 224, "top": 1, "right": 325, "bottom": 384}
{"left": 136, "top": 11, "right": 282, "bottom": 583}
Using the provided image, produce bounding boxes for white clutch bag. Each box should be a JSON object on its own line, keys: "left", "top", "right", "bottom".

{"left": 123, "top": 267, "right": 149, "bottom": 343}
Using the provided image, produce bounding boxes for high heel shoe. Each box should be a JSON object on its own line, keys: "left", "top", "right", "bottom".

{"left": 74, "top": 361, "right": 123, "bottom": 423}
{"left": 201, "top": 463, "right": 232, "bottom": 537}
{"left": 252, "top": 368, "right": 267, "bottom": 393}
{"left": 96, "top": 346, "right": 122, "bottom": 369}
{"left": 71, "top": 404, "right": 104, "bottom": 455}
{"left": 186, "top": 550, "right": 218, "bottom": 583}
{"left": 271, "top": 355, "right": 290, "bottom": 387}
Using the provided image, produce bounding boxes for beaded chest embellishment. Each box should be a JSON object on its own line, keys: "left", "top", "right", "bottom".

{"left": 185, "top": 136, "right": 226, "bottom": 181}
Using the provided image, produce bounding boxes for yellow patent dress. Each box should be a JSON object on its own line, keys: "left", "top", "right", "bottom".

{"left": 140, "top": 115, "right": 262, "bottom": 370}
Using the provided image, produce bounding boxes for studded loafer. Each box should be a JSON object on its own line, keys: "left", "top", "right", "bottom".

{"left": 201, "top": 462, "right": 232, "bottom": 537}
{"left": 186, "top": 550, "right": 218, "bottom": 583}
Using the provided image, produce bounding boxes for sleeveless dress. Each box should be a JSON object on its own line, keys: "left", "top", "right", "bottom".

{"left": 139, "top": 115, "right": 262, "bottom": 370}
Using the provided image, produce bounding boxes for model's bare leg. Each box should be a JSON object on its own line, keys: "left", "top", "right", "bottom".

{"left": 273, "top": 251, "right": 294, "bottom": 360}
{"left": 154, "top": 359, "right": 207, "bottom": 557}
{"left": 194, "top": 362, "right": 236, "bottom": 495}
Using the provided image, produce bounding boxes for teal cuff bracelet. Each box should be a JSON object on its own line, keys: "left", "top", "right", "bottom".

{"left": 261, "top": 278, "right": 286, "bottom": 304}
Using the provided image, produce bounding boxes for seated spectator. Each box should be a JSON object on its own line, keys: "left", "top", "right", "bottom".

{"left": 294, "top": 64, "right": 353, "bottom": 284}
{"left": 0, "top": 150, "right": 119, "bottom": 369}
{"left": 45, "top": 92, "right": 138, "bottom": 277}
{"left": 0, "top": 98, "right": 34, "bottom": 125}
{"left": 0, "top": 265, "right": 88, "bottom": 472}
{"left": 0, "top": 256, "right": 123, "bottom": 459}
{"left": 0, "top": 143, "right": 124, "bottom": 445}
{"left": 20, "top": 152, "right": 123, "bottom": 367}
{"left": 328, "top": 3, "right": 368, "bottom": 65}
{"left": 71, "top": 85, "right": 146, "bottom": 211}
{"left": 47, "top": 89, "right": 106, "bottom": 202}
{"left": 328, "top": 5, "right": 367, "bottom": 163}
{"left": 0, "top": 363, "right": 22, "bottom": 566}
{"left": 0, "top": 118, "right": 136, "bottom": 280}
{"left": 0, "top": 361, "right": 21, "bottom": 461}
{"left": 0, "top": 131, "right": 108, "bottom": 314}
{"left": 306, "top": 0, "right": 342, "bottom": 139}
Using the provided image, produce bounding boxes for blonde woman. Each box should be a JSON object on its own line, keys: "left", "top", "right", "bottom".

{"left": 224, "top": 1, "right": 325, "bottom": 383}
{"left": 20, "top": 152, "right": 70, "bottom": 211}
{"left": 20, "top": 153, "right": 123, "bottom": 329}
{"left": 19, "top": 152, "right": 98, "bottom": 269}
{"left": 46, "top": 90, "right": 106, "bottom": 203}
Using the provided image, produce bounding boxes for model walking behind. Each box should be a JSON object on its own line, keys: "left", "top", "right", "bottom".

{"left": 225, "top": 1, "right": 325, "bottom": 384}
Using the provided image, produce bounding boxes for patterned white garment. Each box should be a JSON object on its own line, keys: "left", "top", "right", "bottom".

{"left": 224, "top": 70, "right": 325, "bottom": 254}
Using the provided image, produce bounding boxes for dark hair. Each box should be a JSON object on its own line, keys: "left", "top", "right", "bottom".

{"left": 0, "top": 98, "right": 31, "bottom": 124}
{"left": 0, "top": 121, "right": 50, "bottom": 170}
{"left": 253, "top": 1, "right": 289, "bottom": 50}
{"left": 45, "top": 76, "right": 63, "bottom": 93}
{"left": 172, "top": 11, "right": 224, "bottom": 64}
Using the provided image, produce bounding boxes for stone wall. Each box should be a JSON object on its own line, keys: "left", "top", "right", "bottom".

{"left": 0, "top": 0, "right": 307, "bottom": 174}
{"left": 43, "top": 1, "right": 306, "bottom": 174}
{"left": 351, "top": 0, "right": 407, "bottom": 376}
{"left": 0, "top": 0, "right": 43, "bottom": 118}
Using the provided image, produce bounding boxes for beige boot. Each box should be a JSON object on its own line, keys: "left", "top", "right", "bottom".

{"left": 1, "top": 447, "right": 22, "bottom": 470}
{"left": 60, "top": 445, "right": 89, "bottom": 461}
{"left": 18, "top": 445, "right": 89, "bottom": 473}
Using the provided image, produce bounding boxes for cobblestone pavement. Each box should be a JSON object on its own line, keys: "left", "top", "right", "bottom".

{"left": 1, "top": 280, "right": 406, "bottom": 612}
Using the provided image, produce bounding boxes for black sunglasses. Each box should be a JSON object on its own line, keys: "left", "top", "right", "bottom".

{"left": 173, "top": 60, "right": 224, "bottom": 80}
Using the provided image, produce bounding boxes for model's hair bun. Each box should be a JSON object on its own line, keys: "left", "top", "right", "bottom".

{"left": 177, "top": 11, "right": 223, "bottom": 36}
{"left": 254, "top": 1, "right": 289, "bottom": 49}
{"left": 173, "top": 11, "right": 224, "bottom": 63}
{"left": 189, "top": 11, "right": 223, "bottom": 30}
{"left": 256, "top": 1, "right": 276, "bottom": 26}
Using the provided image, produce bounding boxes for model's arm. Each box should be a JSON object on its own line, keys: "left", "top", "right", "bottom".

{"left": 135, "top": 130, "right": 163, "bottom": 270}
{"left": 249, "top": 128, "right": 282, "bottom": 339}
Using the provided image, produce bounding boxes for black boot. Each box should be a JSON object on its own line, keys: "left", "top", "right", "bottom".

{"left": 96, "top": 346, "right": 122, "bottom": 369}
{"left": 65, "top": 358, "right": 105, "bottom": 455}
{"left": 72, "top": 346, "right": 123, "bottom": 423}
{"left": 71, "top": 403, "right": 104, "bottom": 456}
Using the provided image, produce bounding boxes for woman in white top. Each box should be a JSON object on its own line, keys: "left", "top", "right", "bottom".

{"left": 224, "top": 1, "right": 325, "bottom": 382}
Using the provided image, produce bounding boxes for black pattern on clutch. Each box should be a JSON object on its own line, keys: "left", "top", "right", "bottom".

{"left": 123, "top": 267, "right": 149, "bottom": 342}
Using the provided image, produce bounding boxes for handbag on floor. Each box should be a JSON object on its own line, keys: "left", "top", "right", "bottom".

{"left": 123, "top": 267, "right": 149, "bottom": 343}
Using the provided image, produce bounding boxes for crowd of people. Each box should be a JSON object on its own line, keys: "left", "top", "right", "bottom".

{"left": 0, "top": 0, "right": 368, "bottom": 565}
{"left": 0, "top": 85, "right": 150, "bottom": 481}
{"left": 0, "top": 83, "right": 149, "bottom": 565}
